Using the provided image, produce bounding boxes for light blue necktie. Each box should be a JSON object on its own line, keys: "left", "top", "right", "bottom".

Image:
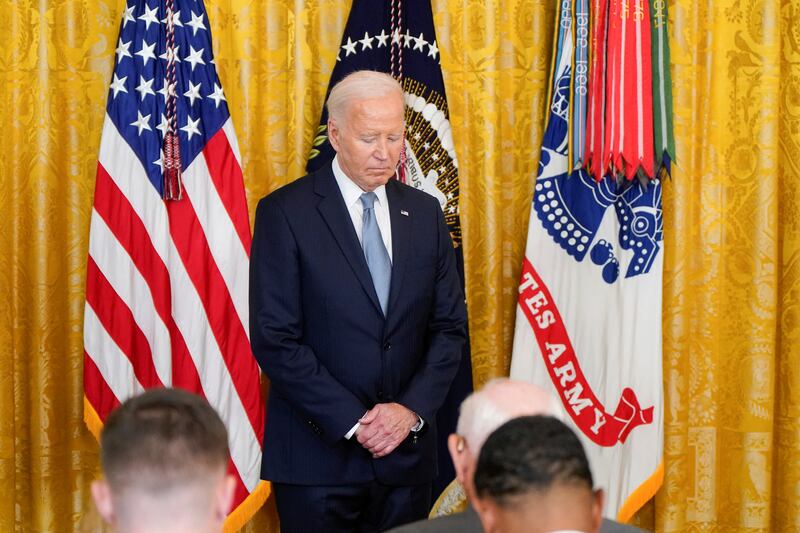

{"left": 360, "top": 192, "right": 391, "bottom": 314}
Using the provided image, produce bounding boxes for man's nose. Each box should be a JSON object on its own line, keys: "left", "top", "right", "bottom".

{"left": 373, "top": 138, "right": 388, "bottom": 160}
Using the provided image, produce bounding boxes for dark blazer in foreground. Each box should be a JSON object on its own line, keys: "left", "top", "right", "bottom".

{"left": 250, "top": 163, "right": 468, "bottom": 486}
{"left": 386, "top": 506, "right": 648, "bottom": 533}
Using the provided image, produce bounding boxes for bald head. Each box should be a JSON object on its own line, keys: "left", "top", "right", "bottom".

{"left": 457, "top": 379, "right": 562, "bottom": 457}
{"left": 449, "top": 379, "right": 562, "bottom": 504}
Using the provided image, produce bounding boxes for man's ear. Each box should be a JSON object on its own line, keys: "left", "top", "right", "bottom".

{"left": 472, "top": 495, "right": 499, "bottom": 533}
{"left": 447, "top": 434, "right": 468, "bottom": 484}
{"left": 213, "top": 474, "right": 237, "bottom": 526}
{"left": 590, "top": 488, "right": 605, "bottom": 533}
{"left": 328, "top": 118, "right": 340, "bottom": 151}
{"left": 91, "top": 479, "right": 115, "bottom": 526}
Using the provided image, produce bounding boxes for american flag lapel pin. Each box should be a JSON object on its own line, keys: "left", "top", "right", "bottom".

{"left": 400, "top": 210, "right": 409, "bottom": 217}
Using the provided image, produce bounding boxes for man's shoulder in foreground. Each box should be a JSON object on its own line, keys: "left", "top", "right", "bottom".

{"left": 601, "top": 517, "right": 648, "bottom": 533}
{"left": 385, "top": 506, "right": 482, "bottom": 533}
{"left": 386, "top": 509, "right": 649, "bottom": 533}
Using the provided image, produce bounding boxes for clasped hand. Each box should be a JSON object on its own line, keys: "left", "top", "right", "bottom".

{"left": 355, "top": 403, "right": 417, "bottom": 458}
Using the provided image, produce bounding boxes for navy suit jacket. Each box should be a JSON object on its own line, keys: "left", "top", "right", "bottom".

{"left": 250, "top": 163, "right": 468, "bottom": 486}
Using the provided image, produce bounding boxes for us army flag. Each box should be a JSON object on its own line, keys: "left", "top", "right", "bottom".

{"left": 510, "top": 0, "right": 664, "bottom": 521}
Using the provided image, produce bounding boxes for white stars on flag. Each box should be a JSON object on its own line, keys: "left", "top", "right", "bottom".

{"left": 122, "top": 4, "right": 135, "bottom": 27}
{"left": 184, "top": 81, "right": 203, "bottom": 105}
{"left": 185, "top": 46, "right": 206, "bottom": 71}
{"left": 115, "top": 38, "right": 132, "bottom": 63}
{"left": 138, "top": 4, "right": 159, "bottom": 30}
{"left": 135, "top": 75, "right": 155, "bottom": 100}
{"left": 359, "top": 32, "right": 374, "bottom": 50}
{"left": 342, "top": 36, "right": 358, "bottom": 56}
{"left": 156, "top": 113, "right": 170, "bottom": 137}
{"left": 208, "top": 83, "right": 226, "bottom": 108}
{"left": 181, "top": 116, "right": 201, "bottom": 140}
{"left": 376, "top": 30, "right": 389, "bottom": 47}
{"left": 135, "top": 39, "right": 157, "bottom": 65}
{"left": 413, "top": 33, "right": 427, "bottom": 51}
{"left": 187, "top": 11, "right": 207, "bottom": 36}
{"left": 104, "top": 3, "right": 243, "bottom": 167}
{"left": 334, "top": 29, "right": 440, "bottom": 63}
{"left": 427, "top": 40, "right": 439, "bottom": 60}
{"left": 110, "top": 74, "right": 128, "bottom": 98}
{"left": 130, "top": 110, "right": 152, "bottom": 135}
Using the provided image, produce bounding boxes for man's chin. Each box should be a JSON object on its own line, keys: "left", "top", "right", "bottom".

{"left": 367, "top": 172, "right": 394, "bottom": 183}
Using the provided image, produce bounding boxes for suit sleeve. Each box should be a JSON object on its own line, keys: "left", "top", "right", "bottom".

{"left": 250, "top": 194, "right": 367, "bottom": 446}
{"left": 396, "top": 198, "right": 468, "bottom": 423}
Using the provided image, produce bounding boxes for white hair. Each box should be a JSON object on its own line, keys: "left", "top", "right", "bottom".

{"left": 326, "top": 70, "right": 404, "bottom": 123}
{"left": 456, "top": 378, "right": 564, "bottom": 455}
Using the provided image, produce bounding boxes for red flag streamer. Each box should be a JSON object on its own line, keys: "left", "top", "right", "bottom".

{"left": 621, "top": 0, "right": 655, "bottom": 179}
{"left": 603, "top": 0, "right": 622, "bottom": 176}
{"left": 585, "top": 0, "right": 609, "bottom": 181}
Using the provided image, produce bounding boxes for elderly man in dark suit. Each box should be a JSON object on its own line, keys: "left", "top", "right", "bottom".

{"left": 249, "top": 70, "right": 468, "bottom": 532}
{"left": 388, "top": 379, "right": 646, "bottom": 533}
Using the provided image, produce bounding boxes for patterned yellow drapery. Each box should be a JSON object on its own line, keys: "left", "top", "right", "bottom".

{"left": 1, "top": 0, "right": 798, "bottom": 531}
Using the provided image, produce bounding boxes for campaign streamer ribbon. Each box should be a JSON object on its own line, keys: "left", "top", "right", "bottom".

{"left": 572, "top": 0, "right": 590, "bottom": 171}
{"left": 650, "top": 0, "right": 676, "bottom": 177}
{"left": 621, "top": 0, "right": 655, "bottom": 179}
{"left": 586, "top": 0, "right": 609, "bottom": 181}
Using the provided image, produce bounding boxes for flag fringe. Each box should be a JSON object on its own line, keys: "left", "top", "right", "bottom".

{"left": 616, "top": 460, "right": 664, "bottom": 523}
{"left": 85, "top": 395, "right": 270, "bottom": 532}
{"left": 84, "top": 395, "right": 104, "bottom": 442}
{"left": 223, "top": 480, "right": 271, "bottom": 533}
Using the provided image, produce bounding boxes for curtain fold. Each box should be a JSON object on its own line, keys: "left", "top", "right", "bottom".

{"left": 0, "top": 0, "right": 798, "bottom": 530}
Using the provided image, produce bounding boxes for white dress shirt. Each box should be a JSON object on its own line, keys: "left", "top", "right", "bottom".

{"left": 331, "top": 156, "right": 422, "bottom": 439}
{"left": 331, "top": 155, "right": 393, "bottom": 262}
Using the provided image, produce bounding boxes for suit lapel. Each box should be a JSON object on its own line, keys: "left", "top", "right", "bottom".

{"left": 386, "top": 179, "right": 411, "bottom": 318}
{"left": 314, "top": 166, "right": 384, "bottom": 316}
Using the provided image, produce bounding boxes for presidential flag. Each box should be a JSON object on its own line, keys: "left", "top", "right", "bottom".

{"left": 510, "top": 0, "right": 671, "bottom": 521}
{"left": 307, "top": 0, "right": 472, "bottom": 501}
{"left": 82, "top": 1, "right": 266, "bottom": 529}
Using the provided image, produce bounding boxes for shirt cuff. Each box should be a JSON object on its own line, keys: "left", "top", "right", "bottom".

{"left": 345, "top": 421, "right": 360, "bottom": 440}
{"left": 411, "top": 415, "right": 424, "bottom": 432}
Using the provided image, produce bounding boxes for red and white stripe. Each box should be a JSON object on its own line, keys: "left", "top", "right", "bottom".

{"left": 84, "top": 114, "right": 264, "bottom": 505}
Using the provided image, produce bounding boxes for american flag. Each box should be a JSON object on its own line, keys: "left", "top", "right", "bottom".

{"left": 82, "top": 0, "right": 266, "bottom": 528}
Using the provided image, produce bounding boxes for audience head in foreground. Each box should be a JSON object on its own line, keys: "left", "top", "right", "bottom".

{"left": 448, "top": 378, "right": 562, "bottom": 502}
{"left": 473, "top": 415, "right": 604, "bottom": 533}
{"left": 91, "top": 388, "right": 235, "bottom": 533}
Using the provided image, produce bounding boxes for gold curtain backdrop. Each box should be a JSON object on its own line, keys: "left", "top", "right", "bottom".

{"left": 0, "top": 0, "right": 798, "bottom": 530}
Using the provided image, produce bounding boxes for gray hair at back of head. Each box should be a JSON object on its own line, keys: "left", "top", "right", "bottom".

{"left": 326, "top": 70, "right": 405, "bottom": 123}
{"left": 456, "top": 378, "right": 564, "bottom": 456}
